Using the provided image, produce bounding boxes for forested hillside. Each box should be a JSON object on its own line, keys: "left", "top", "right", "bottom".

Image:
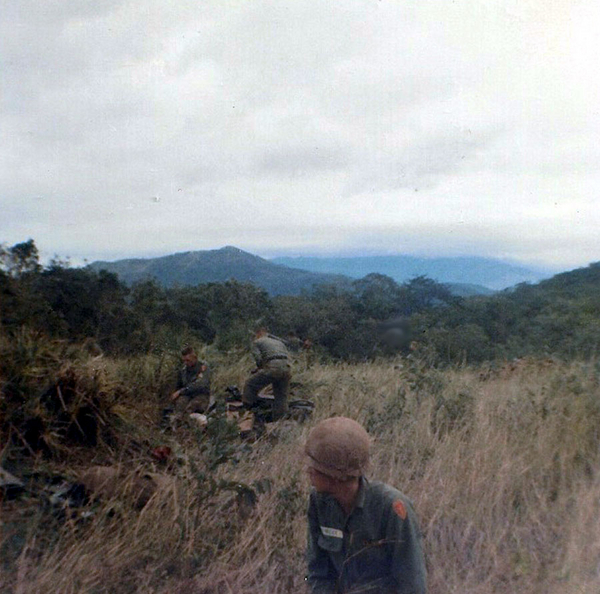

{"left": 1, "top": 240, "right": 598, "bottom": 363}
{"left": 411, "top": 262, "right": 600, "bottom": 362}
{"left": 88, "top": 246, "right": 351, "bottom": 296}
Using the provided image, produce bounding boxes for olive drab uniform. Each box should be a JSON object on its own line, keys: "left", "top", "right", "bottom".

{"left": 175, "top": 360, "right": 211, "bottom": 413}
{"left": 285, "top": 334, "right": 303, "bottom": 355}
{"left": 307, "top": 478, "right": 427, "bottom": 594}
{"left": 243, "top": 334, "right": 291, "bottom": 420}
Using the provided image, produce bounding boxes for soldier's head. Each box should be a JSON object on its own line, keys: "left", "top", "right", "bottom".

{"left": 254, "top": 326, "right": 268, "bottom": 339}
{"left": 304, "top": 417, "right": 370, "bottom": 494}
{"left": 181, "top": 346, "right": 198, "bottom": 368}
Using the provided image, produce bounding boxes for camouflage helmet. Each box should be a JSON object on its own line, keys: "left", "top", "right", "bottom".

{"left": 305, "top": 417, "right": 370, "bottom": 480}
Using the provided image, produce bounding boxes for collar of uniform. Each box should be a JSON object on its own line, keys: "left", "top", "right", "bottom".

{"left": 354, "top": 476, "right": 368, "bottom": 509}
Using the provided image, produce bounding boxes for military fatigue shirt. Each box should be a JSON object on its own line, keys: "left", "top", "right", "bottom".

{"left": 251, "top": 335, "right": 289, "bottom": 368}
{"left": 285, "top": 335, "right": 303, "bottom": 353}
{"left": 307, "top": 478, "right": 426, "bottom": 594}
{"left": 176, "top": 361, "right": 210, "bottom": 398}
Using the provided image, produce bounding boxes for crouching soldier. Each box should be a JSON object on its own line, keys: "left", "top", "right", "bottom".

{"left": 305, "top": 417, "right": 427, "bottom": 594}
{"left": 242, "top": 327, "right": 291, "bottom": 420}
{"left": 170, "top": 347, "right": 211, "bottom": 414}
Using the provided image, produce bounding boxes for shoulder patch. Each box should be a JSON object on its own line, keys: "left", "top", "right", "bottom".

{"left": 393, "top": 500, "right": 407, "bottom": 520}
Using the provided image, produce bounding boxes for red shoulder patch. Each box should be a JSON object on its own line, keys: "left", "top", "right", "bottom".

{"left": 393, "top": 500, "right": 407, "bottom": 520}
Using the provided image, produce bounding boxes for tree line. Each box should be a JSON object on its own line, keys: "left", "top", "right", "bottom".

{"left": 2, "top": 239, "right": 598, "bottom": 363}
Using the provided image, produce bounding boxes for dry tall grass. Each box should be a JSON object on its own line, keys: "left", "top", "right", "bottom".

{"left": 2, "top": 347, "right": 599, "bottom": 593}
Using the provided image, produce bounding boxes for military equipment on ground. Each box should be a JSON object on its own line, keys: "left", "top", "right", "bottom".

{"left": 224, "top": 385, "right": 314, "bottom": 438}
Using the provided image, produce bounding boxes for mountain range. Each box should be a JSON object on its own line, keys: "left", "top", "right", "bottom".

{"left": 88, "top": 247, "right": 552, "bottom": 296}
{"left": 88, "top": 246, "right": 349, "bottom": 296}
{"left": 272, "top": 255, "right": 550, "bottom": 291}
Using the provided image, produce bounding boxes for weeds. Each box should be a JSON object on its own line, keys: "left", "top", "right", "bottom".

{"left": 1, "top": 331, "right": 600, "bottom": 593}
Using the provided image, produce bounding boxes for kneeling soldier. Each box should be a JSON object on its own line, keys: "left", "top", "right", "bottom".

{"left": 305, "top": 417, "right": 426, "bottom": 594}
{"left": 170, "top": 347, "right": 211, "bottom": 414}
{"left": 242, "top": 327, "right": 291, "bottom": 420}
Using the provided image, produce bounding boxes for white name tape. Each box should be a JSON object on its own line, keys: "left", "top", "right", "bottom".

{"left": 320, "top": 526, "right": 344, "bottom": 539}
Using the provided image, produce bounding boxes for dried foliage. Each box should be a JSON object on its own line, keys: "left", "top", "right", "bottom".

{"left": 1, "top": 331, "right": 600, "bottom": 593}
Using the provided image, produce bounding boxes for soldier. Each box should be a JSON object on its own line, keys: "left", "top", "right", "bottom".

{"left": 285, "top": 330, "right": 303, "bottom": 354}
{"left": 302, "top": 336, "right": 314, "bottom": 370}
{"left": 242, "top": 327, "right": 291, "bottom": 420}
{"left": 305, "top": 417, "right": 427, "bottom": 594}
{"left": 170, "top": 347, "right": 211, "bottom": 414}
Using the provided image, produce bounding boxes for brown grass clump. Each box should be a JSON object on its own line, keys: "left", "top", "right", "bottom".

{"left": 2, "top": 334, "right": 600, "bottom": 593}
{"left": 0, "top": 330, "right": 179, "bottom": 464}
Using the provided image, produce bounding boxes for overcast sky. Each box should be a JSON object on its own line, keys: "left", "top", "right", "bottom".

{"left": 2, "top": 0, "right": 598, "bottom": 270}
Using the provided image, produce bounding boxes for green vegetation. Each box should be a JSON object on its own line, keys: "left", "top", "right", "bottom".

{"left": 1, "top": 239, "right": 600, "bottom": 592}
{"left": 1, "top": 239, "right": 599, "bottom": 363}
{"left": 88, "top": 245, "right": 351, "bottom": 295}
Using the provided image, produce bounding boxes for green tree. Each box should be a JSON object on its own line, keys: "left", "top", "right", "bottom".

{"left": 0, "top": 239, "right": 41, "bottom": 277}
{"left": 351, "top": 273, "right": 405, "bottom": 320}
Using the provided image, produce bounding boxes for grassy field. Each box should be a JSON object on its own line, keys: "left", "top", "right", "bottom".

{"left": 1, "top": 339, "right": 599, "bottom": 593}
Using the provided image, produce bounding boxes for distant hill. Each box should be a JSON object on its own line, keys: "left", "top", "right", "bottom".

{"left": 88, "top": 248, "right": 511, "bottom": 297}
{"left": 271, "top": 255, "right": 550, "bottom": 291}
{"left": 534, "top": 261, "right": 600, "bottom": 297}
{"left": 444, "top": 283, "right": 495, "bottom": 297}
{"left": 428, "top": 261, "right": 600, "bottom": 361}
{"left": 88, "top": 246, "right": 351, "bottom": 296}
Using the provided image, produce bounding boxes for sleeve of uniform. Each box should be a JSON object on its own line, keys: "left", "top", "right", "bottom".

{"left": 180, "top": 368, "right": 211, "bottom": 397}
{"left": 251, "top": 342, "right": 263, "bottom": 367}
{"left": 386, "top": 497, "right": 427, "bottom": 594}
{"left": 175, "top": 369, "right": 185, "bottom": 391}
{"left": 306, "top": 493, "right": 337, "bottom": 594}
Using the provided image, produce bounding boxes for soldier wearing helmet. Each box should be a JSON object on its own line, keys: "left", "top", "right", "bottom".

{"left": 305, "top": 417, "right": 426, "bottom": 593}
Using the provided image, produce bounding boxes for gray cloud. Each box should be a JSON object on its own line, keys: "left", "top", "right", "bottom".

{"left": 1, "top": 0, "right": 599, "bottom": 270}
{"left": 344, "top": 128, "right": 500, "bottom": 195}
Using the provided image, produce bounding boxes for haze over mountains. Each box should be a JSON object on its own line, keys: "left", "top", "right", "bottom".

{"left": 89, "top": 246, "right": 552, "bottom": 296}
{"left": 272, "top": 255, "right": 551, "bottom": 291}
